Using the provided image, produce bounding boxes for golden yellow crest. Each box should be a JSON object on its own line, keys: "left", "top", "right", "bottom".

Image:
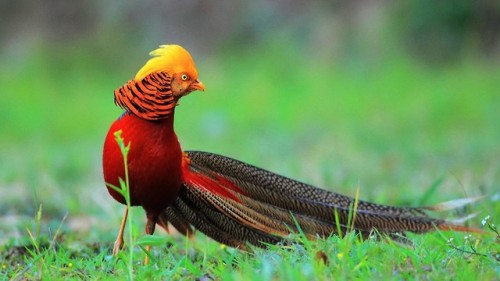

{"left": 134, "top": 45, "right": 198, "bottom": 81}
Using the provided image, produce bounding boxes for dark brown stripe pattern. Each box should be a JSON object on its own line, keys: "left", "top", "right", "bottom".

{"left": 114, "top": 72, "right": 175, "bottom": 121}
{"left": 158, "top": 151, "right": 478, "bottom": 248}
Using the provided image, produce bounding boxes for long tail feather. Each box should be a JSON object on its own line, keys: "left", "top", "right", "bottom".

{"left": 158, "top": 205, "right": 194, "bottom": 237}
{"left": 160, "top": 151, "right": 482, "bottom": 247}
{"left": 174, "top": 187, "right": 283, "bottom": 248}
{"left": 423, "top": 196, "right": 485, "bottom": 212}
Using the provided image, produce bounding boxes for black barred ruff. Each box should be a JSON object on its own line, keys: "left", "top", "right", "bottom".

{"left": 114, "top": 72, "right": 176, "bottom": 121}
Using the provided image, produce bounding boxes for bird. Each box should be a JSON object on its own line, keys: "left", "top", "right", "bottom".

{"left": 102, "top": 44, "right": 482, "bottom": 262}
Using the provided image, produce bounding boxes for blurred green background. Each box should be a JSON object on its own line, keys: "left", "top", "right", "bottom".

{"left": 0, "top": 1, "right": 499, "bottom": 244}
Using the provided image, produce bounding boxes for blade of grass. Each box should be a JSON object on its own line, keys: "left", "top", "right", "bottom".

{"left": 113, "top": 130, "right": 134, "bottom": 281}
{"left": 417, "top": 175, "right": 445, "bottom": 206}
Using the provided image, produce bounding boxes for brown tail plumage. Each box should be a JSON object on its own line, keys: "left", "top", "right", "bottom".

{"left": 158, "top": 151, "right": 482, "bottom": 248}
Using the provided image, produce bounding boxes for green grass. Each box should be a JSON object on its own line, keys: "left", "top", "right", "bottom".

{"left": 0, "top": 42, "right": 499, "bottom": 280}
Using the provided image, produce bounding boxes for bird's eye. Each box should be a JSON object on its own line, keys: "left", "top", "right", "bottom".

{"left": 181, "top": 74, "right": 188, "bottom": 81}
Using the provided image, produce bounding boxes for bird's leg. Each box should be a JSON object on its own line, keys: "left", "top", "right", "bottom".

{"left": 113, "top": 206, "right": 129, "bottom": 256}
{"left": 144, "top": 213, "right": 157, "bottom": 265}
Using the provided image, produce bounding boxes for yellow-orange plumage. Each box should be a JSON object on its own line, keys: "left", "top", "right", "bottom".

{"left": 135, "top": 45, "right": 199, "bottom": 81}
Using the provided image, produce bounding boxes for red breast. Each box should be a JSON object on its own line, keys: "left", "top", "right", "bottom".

{"left": 102, "top": 112, "right": 183, "bottom": 214}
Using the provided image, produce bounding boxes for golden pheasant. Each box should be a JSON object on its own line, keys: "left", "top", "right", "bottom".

{"left": 102, "top": 44, "right": 481, "bottom": 260}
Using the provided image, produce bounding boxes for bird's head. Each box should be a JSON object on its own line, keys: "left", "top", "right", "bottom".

{"left": 135, "top": 44, "right": 205, "bottom": 98}
{"left": 114, "top": 45, "right": 205, "bottom": 121}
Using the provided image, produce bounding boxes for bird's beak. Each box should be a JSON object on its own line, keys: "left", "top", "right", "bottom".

{"left": 189, "top": 79, "right": 205, "bottom": 92}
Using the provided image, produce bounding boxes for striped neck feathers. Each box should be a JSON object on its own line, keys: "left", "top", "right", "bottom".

{"left": 114, "top": 72, "right": 176, "bottom": 121}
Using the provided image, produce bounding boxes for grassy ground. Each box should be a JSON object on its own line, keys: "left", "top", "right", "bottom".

{"left": 0, "top": 43, "right": 499, "bottom": 280}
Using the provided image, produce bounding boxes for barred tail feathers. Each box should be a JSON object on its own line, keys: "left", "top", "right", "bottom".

{"left": 159, "top": 151, "right": 482, "bottom": 247}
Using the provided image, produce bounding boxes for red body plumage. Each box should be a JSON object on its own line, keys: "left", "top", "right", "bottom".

{"left": 103, "top": 112, "right": 183, "bottom": 214}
